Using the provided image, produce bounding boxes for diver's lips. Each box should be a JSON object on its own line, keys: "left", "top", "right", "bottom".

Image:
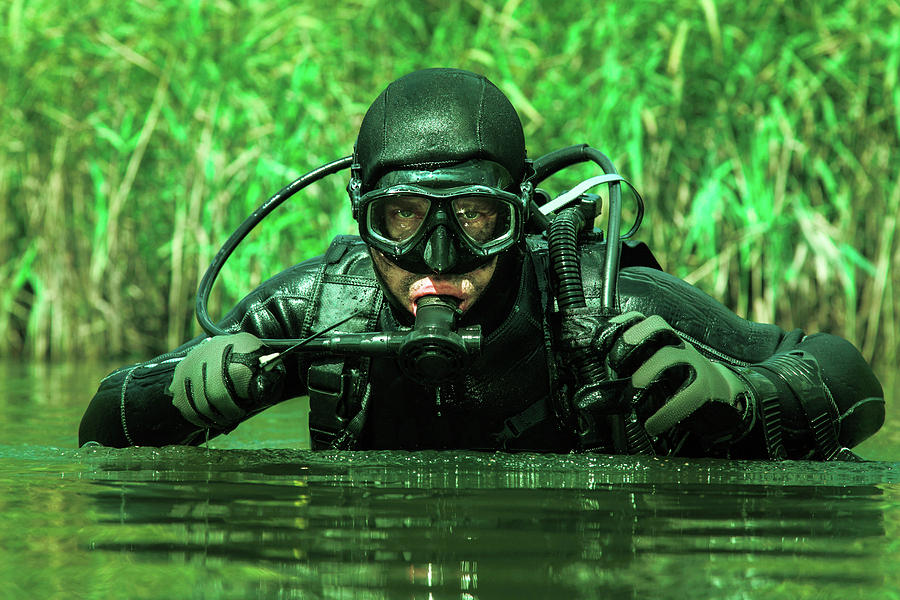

{"left": 409, "top": 279, "right": 468, "bottom": 314}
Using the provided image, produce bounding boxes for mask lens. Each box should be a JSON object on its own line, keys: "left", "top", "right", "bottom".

{"left": 367, "top": 195, "right": 430, "bottom": 244}
{"left": 452, "top": 196, "right": 513, "bottom": 245}
{"left": 361, "top": 185, "right": 521, "bottom": 265}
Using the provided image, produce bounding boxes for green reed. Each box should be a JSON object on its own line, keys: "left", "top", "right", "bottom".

{"left": 1, "top": 0, "right": 897, "bottom": 366}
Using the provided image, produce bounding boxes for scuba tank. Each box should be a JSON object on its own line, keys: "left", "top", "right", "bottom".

{"left": 194, "top": 145, "right": 648, "bottom": 450}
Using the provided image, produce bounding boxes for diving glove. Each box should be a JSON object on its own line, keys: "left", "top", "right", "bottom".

{"left": 168, "top": 332, "right": 284, "bottom": 428}
{"left": 606, "top": 313, "right": 755, "bottom": 449}
{"left": 606, "top": 314, "right": 857, "bottom": 459}
{"left": 561, "top": 309, "right": 856, "bottom": 459}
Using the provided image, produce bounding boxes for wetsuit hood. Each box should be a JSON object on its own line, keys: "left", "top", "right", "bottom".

{"left": 351, "top": 68, "right": 528, "bottom": 193}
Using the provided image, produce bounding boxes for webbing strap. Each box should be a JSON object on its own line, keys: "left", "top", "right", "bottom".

{"left": 493, "top": 397, "right": 551, "bottom": 447}
{"left": 753, "top": 351, "right": 859, "bottom": 461}
{"left": 305, "top": 236, "right": 381, "bottom": 449}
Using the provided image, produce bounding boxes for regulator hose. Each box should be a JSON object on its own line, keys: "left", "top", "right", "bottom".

{"left": 547, "top": 205, "right": 605, "bottom": 382}
{"left": 540, "top": 145, "right": 653, "bottom": 455}
{"left": 532, "top": 144, "right": 627, "bottom": 312}
{"left": 196, "top": 155, "right": 353, "bottom": 343}
{"left": 547, "top": 206, "right": 588, "bottom": 309}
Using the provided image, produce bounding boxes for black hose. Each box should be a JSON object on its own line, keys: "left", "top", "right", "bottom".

{"left": 196, "top": 155, "right": 353, "bottom": 339}
{"left": 531, "top": 144, "right": 593, "bottom": 184}
{"left": 547, "top": 207, "right": 587, "bottom": 309}
{"left": 543, "top": 146, "right": 618, "bottom": 384}
{"left": 547, "top": 205, "right": 605, "bottom": 385}
{"left": 583, "top": 147, "right": 623, "bottom": 312}
{"left": 542, "top": 146, "right": 653, "bottom": 455}
{"left": 532, "top": 144, "right": 623, "bottom": 313}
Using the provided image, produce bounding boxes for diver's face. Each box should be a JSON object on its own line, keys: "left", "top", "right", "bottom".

{"left": 369, "top": 249, "right": 497, "bottom": 317}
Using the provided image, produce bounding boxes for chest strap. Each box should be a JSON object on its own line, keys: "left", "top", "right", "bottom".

{"left": 492, "top": 397, "right": 552, "bottom": 447}
{"left": 305, "top": 236, "right": 381, "bottom": 450}
{"left": 307, "top": 358, "right": 368, "bottom": 449}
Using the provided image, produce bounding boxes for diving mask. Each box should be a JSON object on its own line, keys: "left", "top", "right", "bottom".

{"left": 352, "top": 160, "right": 530, "bottom": 274}
{"left": 359, "top": 184, "right": 525, "bottom": 273}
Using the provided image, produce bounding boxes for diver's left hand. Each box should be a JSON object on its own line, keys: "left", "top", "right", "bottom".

{"left": 607, "top": 313, "right": 754, "bottom": 445}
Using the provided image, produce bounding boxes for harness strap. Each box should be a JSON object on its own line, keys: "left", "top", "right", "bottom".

{"left": 751, "top": 351, "right": 861, "bottom": 461}
{"left": 328, "top": 383, "right": 372, "bottom": 450}
{"left": 307, "top": 358, "right": 351, "bottom": 447}
{"left": 305, "top": 236, "right": 381, "bottom": 450}
{"left": 493, "top": 397, "right": 551, "bottom": 447}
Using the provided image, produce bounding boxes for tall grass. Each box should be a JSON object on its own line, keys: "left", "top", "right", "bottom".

{"left": 1, "top": 0, "right": 898, "bottom": 366}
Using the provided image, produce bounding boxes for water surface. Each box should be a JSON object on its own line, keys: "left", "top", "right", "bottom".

{"left": 1, "top": 361, "right": 898, "bottom": 599}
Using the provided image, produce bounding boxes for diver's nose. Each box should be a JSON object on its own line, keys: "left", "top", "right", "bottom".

{"left": 423, "top": 225, "right": 457, "bottom": 273}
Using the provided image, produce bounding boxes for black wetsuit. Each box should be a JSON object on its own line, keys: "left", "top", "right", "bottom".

{"left": 79, "top": 235, "right": 885, "bottom": 458}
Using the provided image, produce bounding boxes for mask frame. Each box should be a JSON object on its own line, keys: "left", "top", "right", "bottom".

{"left": 356, "top": 183, "right": 527, "bottom": 274}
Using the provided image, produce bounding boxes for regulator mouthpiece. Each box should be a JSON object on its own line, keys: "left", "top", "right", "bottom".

{"left": 398, "top": 295, "right": 480, "bottom": 383}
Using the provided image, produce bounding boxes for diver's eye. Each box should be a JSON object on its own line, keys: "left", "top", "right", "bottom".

{"left": 396, "top": 209, "right": 417, "bottom": 219}
{"left": 460, "top": 209, "right": 481, "bottom": 220}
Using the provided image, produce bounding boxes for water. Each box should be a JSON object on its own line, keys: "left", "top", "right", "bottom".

{"left": 1, "top": 361, "right": 898, "bottom": 599}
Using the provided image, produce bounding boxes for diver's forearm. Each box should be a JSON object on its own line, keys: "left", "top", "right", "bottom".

{"left": 79, "top": 360, "right": 210, "bottom": 447}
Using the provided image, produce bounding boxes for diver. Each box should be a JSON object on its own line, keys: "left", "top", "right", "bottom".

{"left": 79, "top": 68, "right": 885, "bottom": 459}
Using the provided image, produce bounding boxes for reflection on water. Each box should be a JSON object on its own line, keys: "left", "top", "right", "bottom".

{"left": 0, "top": 362, "right": 899, "bottom": 599}
{"left": 2, "top": 447, "right": 898, "bottom": 600}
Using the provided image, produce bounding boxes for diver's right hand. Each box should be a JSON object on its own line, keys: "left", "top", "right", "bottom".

{"left": 167, "top": 332, "right": 284, "bottom": 428}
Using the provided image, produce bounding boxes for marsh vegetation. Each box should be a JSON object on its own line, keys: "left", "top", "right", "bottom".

{"left": 2, "top": 0, "right": 897, "bottom": 365}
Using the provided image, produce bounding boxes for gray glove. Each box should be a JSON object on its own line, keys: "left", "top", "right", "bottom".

{"left": 168, "top": 332, "right": 283, "bottom": 428}
{"left": 608, "top": 313, "right": 754, "bottom": 446}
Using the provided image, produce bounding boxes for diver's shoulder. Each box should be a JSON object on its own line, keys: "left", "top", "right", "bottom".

{"left": 321, "top": 234, "right": 375, "bottom": 275}
{"left": 220, "top": 235, "right": 376, "bottom": 337}
{"left": 240, "top": 235, "right": 375, "bottom": 300}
